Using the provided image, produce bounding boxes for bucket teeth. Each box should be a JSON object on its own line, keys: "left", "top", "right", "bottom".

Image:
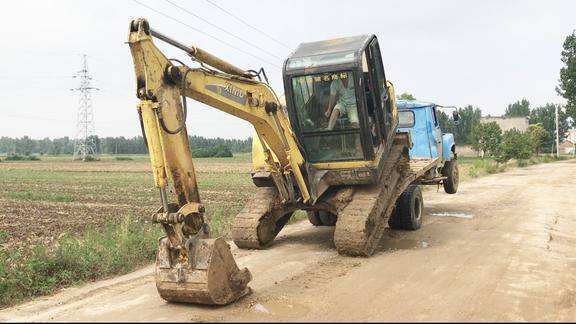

{"left": 155, "top": 237, "right": 252, "bottom": 305}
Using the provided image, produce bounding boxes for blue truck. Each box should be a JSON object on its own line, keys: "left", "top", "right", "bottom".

{"left": 397, "top": 100, "right": 459, "bottom": 194}
{"left": 384, "top": 100, "right": 460, "bottom": 232}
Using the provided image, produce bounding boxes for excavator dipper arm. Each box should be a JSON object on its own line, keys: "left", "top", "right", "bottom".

{"left": 127, "top": 18, "right": 309, "bottom": 305}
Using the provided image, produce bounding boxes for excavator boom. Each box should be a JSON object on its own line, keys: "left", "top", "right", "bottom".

{"left": 128, "top": 18, "right": 312, "bottom": 305}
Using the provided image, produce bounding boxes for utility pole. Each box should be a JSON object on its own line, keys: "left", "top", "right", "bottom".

{"left": 72, "top": 54, "right": 99, "bottom": 161}
{"left": 555, "top": 104, "right": 560, "bottom": 158}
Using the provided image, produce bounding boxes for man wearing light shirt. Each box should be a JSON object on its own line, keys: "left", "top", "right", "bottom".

{"left": 325, "top": 73, "right": 359, "bottom": 130}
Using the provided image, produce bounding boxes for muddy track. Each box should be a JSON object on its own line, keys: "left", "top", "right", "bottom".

{"left": 1, "top": 160, "right": 576, "bottom": 321}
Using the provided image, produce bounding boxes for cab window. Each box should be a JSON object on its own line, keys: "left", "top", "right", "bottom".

{"left": 291, "top": 71, "right": 359, "bottom": 132}
{"left": 398, "top": 110, "right": 414, "bottom": 128}
{"left": 431, "top": 106, "right": 439, "bottom": 126}
{"left": 290, "top": 71, "right": 363, "bottom": 162}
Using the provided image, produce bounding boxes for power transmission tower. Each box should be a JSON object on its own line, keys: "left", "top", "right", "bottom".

{"left": 72, "top": 54, "right": 99, "bottom": 161}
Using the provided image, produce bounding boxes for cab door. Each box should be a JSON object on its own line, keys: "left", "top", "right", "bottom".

{"left": 429, "top": 106, "right": 442, "bottom": 159}
{"left": 365, "top": 38, "right": 390, "bottom": 147}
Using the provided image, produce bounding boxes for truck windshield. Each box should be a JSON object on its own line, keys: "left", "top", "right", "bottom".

{"left": 290, "top": 70, "right": 363, "bottom": 162}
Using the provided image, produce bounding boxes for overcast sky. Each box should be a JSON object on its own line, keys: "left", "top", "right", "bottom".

{"left": 0, "top": 0, "right": 574, "bottom": 139}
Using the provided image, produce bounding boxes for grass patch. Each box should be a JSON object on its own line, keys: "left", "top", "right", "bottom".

{"left": 0, "top": 215, "right": 162, "bottom": 308}
{"left": 517, "top": 159, "right": 529, "bottom": 167}
{"left": 77, "top": 156, "right": 99, "bottom": 162}
{"left": 0, "top": 230, "right": 7, "bottom": 243}
{"left": 5, "top": 154, "right": 40, "bottom": 161}
{"left": 115, "top": 157, "right": 133, "bottom": 161}
{"left": 288, "top": 210, "right": 308, "bottom": 224}
{"left": 457, "top": 155, "right": 574, "bottom": 181}
{"left": 459, "top": 157, "right": 505, "bottom": 180}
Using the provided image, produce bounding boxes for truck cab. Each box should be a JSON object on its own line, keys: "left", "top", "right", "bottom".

{"left": 396, "top": 100, "right": 459, "bottom": 194}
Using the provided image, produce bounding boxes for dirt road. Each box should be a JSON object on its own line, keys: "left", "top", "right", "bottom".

{"left": 2, "top": 160, "right": 575, "bottom": 322}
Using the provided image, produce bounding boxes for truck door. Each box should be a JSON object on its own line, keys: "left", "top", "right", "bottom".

{"left": 430, "top": 106, "right": 442, "bottom": 159}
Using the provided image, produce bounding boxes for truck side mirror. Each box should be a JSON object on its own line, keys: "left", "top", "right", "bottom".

{"left": 452, "top": 110, "right": 460, "bottom": 123}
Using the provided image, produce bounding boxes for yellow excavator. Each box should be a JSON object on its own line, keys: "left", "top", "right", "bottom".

{"left": 128, "top": 19, "right": 438, "bottom": 305}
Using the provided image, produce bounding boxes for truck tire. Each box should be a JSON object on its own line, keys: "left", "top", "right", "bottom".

{"left": 442, "top": 159, "right": 459, "bottom": 194}
{"left": 306, "top": 211, "right": 322, "bottom": 226}
{"left": 307, "top": 211, "right": 337, "bottom": 226}
{"left": 387, "top": 207, "right": 401, "bottom": 230}
{"left": 388, "top": 185, "right": 423, "bottom": 230}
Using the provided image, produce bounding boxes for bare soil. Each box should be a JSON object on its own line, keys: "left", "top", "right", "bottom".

{"left": 0, "top": 157, "right": 253, "bottom": 250}
{"left": 1, "top": 159, "right": 575, "bottom": 321}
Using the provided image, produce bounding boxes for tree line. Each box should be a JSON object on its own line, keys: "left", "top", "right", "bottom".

{"left": 3, "top": 30, "right": 575, "bottom": 159}
{"left": 396, "top": 29, "right": 576, "bottom": 157}
{"left": 0, "top": 135, "right": 252, "bottom": 156}
{"left": 436, "top": 101, "right": 571, "bottom": 153}
{"left": 396, "top": 91, "right": 573, "bottom": 155}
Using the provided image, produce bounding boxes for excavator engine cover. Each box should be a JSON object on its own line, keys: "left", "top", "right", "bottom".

{"left": 155, "top": 236, "right": 252, "bottom": 305}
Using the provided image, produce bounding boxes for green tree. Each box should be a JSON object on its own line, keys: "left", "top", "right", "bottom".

{"left": 437, "top": 110, "right": 452, "bottom": 131}
{"left": 504, "top": 99, "right": 530, "bottom": 117}
{"left": 495, "top": 129, "right": 533, "bottom": 164}
{"left": 526, "top": 123, "right": 549, "bottom": 155}
{"left": 471, "top": 121, "right": 502, "bottom": 158}
{"left": 454, "top": 105, "right": 482, "bottom": 144}
{"left": 397, "top": 92, "right": 416, "bottom": 100}
{"left": 557, "top": 30, "right": 576, "bottom": 123}
{"left": 529, "top": 103, "right": 570, "bottom": 153}
{"left": 18, "top": 136, "right": 35, "bottom": 156}
{"left": 437, "top": 106, "right": 481, "bottom": 145}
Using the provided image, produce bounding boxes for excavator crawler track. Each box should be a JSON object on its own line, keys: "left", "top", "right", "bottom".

{"left": 232, "top": 187, "right": 294, "bottom": 249}
{"left": 333, "top": 135, "right": 440, "bottom": 256}
{"left": 334, "top": 137, "right": 412, "bottom": 256}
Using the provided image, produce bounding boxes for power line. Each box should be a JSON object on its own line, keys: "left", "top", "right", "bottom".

{"left": 205, "top": 0, "right": 293, "bottom": 51}
{"left": 165, "top": 0, "right": 284, "bottom": 61}
{"left": 131, "top": 0, "right": 281, "bottom": 69}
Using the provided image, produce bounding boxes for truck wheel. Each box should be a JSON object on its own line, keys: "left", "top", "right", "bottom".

{"left": 442, "top": 159, "right": 459, "bottom": 194}
{"left": 307, "top": 211, "right": 337, "bottom": 226}
{"left": 387, "top": 207, "right": 402, "bottom": 230}
{"left": 319, "top": 211, "right": 337, "bottom": 226}
{"left": 389, "top": 185, "right": 423, "bottom": 230}
{"left": 307, "top": 211, "right": 322, "bottom": 226}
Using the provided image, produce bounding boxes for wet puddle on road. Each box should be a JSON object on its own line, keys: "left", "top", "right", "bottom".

{"left": 381, "top": 236, "right": 431, "bottom": 250}
{"left": 431, "top": 212, "right": 474, "bottom": 219}
{"left": 251, "top": 300, "right": 309, "bottom": 318}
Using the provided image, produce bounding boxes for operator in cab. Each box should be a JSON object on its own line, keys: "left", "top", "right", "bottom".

{"left": 324, "top": 72, "right": 359, "bottom": 130}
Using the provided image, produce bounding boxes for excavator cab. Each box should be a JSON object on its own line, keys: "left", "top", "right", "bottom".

{"left": 284, "top": 35, "right": 396, "bottom": 162}
{"left": 283, "top": 35, "right": 398, "bottom": 196}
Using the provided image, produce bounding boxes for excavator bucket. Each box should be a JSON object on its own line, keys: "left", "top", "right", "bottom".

{"left": 155, "top": 236, "right": 252, "bottom": 305}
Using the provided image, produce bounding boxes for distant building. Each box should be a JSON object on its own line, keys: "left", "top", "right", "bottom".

{"left": 561, "top": 130, "right": 576, "bottom": 154}
{"left": 480, "top": 116, "right": 529, "bottom": 132}
{"left": 566, "top": 129, "right": 576, "bottom": 143}
{"left": 559, "top": 139, "right": 575, "bottom": 154}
